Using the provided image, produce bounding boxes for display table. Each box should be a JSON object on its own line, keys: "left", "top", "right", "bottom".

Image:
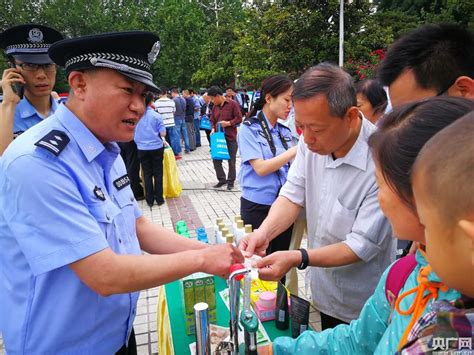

{"left": 156, "top": 277, "right": 295, "bottom": 354}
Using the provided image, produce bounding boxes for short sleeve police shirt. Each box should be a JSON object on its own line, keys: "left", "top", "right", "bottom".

{"left": 0, "top": 104, "right": 142, "bottom": 353}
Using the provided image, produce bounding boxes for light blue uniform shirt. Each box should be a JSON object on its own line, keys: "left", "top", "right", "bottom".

{"left": 0, "top": 104, "right": 142, "bottom": 354}
{"left": 238, "top": 113, "right": 293, "bottom": 205}
{"left": 280, "top": 118, "right": 396, "bottom": 322}
{"left": 13, "top": 96, "right": 58, "bottom": 136}
{"left": 134, "top": 106, "right": 166, "bottom": 151}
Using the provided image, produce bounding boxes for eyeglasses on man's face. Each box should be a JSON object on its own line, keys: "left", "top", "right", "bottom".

{"left": 15, "top": 62, "right": 57, "bottom": 72}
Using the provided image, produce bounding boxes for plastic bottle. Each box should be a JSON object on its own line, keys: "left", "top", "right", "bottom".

{"left": 275, "top": 282, "right": 289, "bottom": 330}
{"left": 234, "top": 220, "right": 245, "bottom": 246}
{"left": 232, "top": 215, "right": 242, "bottom": 235}
{"left": 213, "top": 218, "right": 223, "bottom": 244}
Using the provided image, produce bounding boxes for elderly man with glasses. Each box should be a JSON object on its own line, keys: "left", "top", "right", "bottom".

{"left": 0, "top": 24, "right": 64, "bottom": 154}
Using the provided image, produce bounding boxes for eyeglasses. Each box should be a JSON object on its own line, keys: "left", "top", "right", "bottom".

{"left": 15, "top": 63, "right": 57, "bottom": 72}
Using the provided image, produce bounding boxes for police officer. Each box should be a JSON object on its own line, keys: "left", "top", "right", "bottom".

{"left": 238, "top": 75, "right": 297, "bottom": 259}
{"left": 0, "top": 24, "right": 64, "bottom": 154}
{"left": 0, "top": 31, "right": 243, "bottom": 354}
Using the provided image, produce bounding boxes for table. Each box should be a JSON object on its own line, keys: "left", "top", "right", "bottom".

{"left": 156, "top": 277, "right": 295, "bottom": 354}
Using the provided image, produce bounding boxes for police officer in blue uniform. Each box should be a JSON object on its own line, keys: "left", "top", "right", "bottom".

{"left": 0, "top": 24, "right": 64, "bottom": 154}
{"left": 0, "top": 31, "right": 243, "bottom": 354}
{"left": 238, "top": 75, "right": 297, "bottom": 261}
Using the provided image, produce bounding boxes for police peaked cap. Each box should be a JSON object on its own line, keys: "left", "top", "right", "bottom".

{"left": 0, "top": 24, "right": 64, "bottom": 64}
{"left": 49, "top": 31, "right": 161, "bottom": 92}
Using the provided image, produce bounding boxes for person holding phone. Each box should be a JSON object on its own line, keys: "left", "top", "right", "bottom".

{"left": 0, "top": 24, "right": 63, "bottom": 155}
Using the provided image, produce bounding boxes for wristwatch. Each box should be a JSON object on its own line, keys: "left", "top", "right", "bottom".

{"left": 297, "top": 248, "right": 309, "bottom": 270}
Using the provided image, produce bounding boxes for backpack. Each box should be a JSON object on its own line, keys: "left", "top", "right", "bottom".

{"left": 385, "top": 254, "right": 417, "bottom": 318}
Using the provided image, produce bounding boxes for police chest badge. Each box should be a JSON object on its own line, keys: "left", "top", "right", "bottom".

{"left": 113, "top": 174, "right": 130, "bottom": 191}
{"left": 148, "top": 41, "right": 160, "bottom": 64}
{"left": 28, "top": 28, "right": 44, "bottom": 43}
{"left": 93, "top": 186, "right": 106, "bottom": 201}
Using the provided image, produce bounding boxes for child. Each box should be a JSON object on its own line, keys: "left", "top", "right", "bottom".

{"left": 398, "top": 112, "right": 474, "bottom": 353}
{"left": 272, "top": 97, "right": 474, "bottom": 354}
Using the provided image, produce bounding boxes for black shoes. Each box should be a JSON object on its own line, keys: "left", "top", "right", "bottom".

{"left": 213, "top": 181, "right": 226, "bottom": 188}
{"left": 156, "top": 199, "right": 165, "bottom": 206}
{"left": 227, "top": 184, "right": 234, "bottom": 191}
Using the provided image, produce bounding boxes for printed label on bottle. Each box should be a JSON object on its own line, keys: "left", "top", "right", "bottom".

{"left": 278, "top": 310, "right": 285, "bottom": 322}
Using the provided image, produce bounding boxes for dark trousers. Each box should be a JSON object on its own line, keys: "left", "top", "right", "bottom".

{"left": 240, "top": 197, "right": 293, "bottom": 255}
{"left": 320, "top": 312, "right": 349, "bottom": 330}
{"left": 115, "top": 328, "right": 137, "bottom": 355}
{"left": 118, "top": 141, "right": 144, "bottom": 199}
{"left": 194, "top": 118, "right": 201, "bottom": 146}
{"left": 138, "top": 147, "right": 165, "bottom": 205}
{"left": 213, "top": 139, "right": 238, "bottom": 186}
{"left": 204, "top": 129, "right": 211, "bottom": 145}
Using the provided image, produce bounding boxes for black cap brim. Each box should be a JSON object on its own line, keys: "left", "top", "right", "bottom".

{"left": 12, "top": 53, "right": 54, "bottom": 64}
{"left": 119, "top": 70, "right": 159, "bottom": 93}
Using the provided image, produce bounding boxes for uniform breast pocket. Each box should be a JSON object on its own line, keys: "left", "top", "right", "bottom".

{"left": 114, "top": 191, "right": 137, "bottom": 242}
{"left": 256, "top": 134, "right": 273, "bottom": 160}
{"left": 87, "top": 202, "right": 119, "bottom": 239}
{"left": 327, "top": 198, "right": 358, "bottom": 239}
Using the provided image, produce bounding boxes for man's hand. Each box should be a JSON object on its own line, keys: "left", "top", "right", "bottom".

{"left": 219, "top": 120, "right": 231, "bottom": 128}
{"left": 239, "top": 228, "right": 269, "bottom": 257}
{"left": 200, "top": 244, "right": 244, "bottom": 279}
{"left": 253, "top": 250, "right": 301, "bottom": 281}
{"left": 1, "top": 68, "right": 25, "bottom": 105}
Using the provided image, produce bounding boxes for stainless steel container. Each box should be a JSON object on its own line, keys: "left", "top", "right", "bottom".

{"left": 194, "top": 302, "right": 211, "bottom": 355}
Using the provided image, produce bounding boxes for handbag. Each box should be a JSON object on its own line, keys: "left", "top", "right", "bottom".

{"left": 199, "top": 115, "right": 212, "bottom": 130}
{"left": 210, "top": 123, "right": 230, "bottom": 160}
{"left": 162, "top": 147, "right": 182, "bottom": 197}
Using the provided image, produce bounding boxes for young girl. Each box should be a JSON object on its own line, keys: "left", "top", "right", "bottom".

{"left": 272, "top": 96, "right": 474, "bottom": 354}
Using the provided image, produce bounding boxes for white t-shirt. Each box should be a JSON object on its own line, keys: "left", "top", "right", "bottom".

{"left": 154, "top": 98, "right": 176, "bottom": 128}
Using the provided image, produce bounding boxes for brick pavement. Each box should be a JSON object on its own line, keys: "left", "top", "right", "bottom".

{"left": 0, "top": 132, "right": 320, "bottom": 355}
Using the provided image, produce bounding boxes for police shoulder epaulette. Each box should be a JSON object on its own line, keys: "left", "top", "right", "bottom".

{"left": 243, "top": 116, "right": 259, "bottom": 126}
{"left": 34, "top": 129, "right": 70, "bottom": 156}
{"left": 277, "top": 122, "right": 291, "bottom": 132}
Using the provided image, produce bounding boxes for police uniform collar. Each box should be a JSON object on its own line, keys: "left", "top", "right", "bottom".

{"left": 49, "top": 31, "right": 160, "bottom": 92}
{"left": 55, "top": 104, "right": 109, "bottom": 162}
{"left": 17, "top": 96, "right": 58, "bottom": 119}
{"left": 326, "top": 118, "right": 371, "bottom": 171}
{"left": 0, "top": 24, "right": 63, "bottom": 64}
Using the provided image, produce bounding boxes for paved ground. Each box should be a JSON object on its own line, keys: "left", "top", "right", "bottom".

{"left": 0, "top": 132, "right": 320, "bottom": 354}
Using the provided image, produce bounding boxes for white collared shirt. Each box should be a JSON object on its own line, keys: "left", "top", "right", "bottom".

{"left": 280, "top": 118, "right": 395, "bottom": 322}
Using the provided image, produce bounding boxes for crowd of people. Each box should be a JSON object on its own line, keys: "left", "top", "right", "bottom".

{"left": 0, "top": 21, "right": 472, "bottom": 355}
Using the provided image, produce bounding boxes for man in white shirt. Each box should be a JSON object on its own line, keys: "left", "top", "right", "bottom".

{"left": 240, "top": 63, "right": 395, "bottom": 329}
{"left": 154, "top": 88, "right": 179, "bottom": 156}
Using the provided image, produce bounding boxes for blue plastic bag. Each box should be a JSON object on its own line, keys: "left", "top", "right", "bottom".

{"left": 210, "top": 123, "right": 230, "bottom": 160}
{"left": 200, "top": 115, "right": 212, "bottom": 130}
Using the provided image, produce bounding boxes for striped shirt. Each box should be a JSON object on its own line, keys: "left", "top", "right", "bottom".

{"left": 154, "top": 97, "right": 176, "bottom": 128}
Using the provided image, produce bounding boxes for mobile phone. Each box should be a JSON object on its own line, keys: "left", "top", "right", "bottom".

{"left": 8, "top": 62, "right": 24, "bottom": 99}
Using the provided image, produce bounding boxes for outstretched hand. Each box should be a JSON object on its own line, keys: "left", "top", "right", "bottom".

{"left": 252, "top": 250, "right": 301, "bottom": 281}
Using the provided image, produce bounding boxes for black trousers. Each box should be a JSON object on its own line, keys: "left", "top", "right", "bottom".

{"left": 320, "top": 312, "right": 349, "bottom": 330}
{"left": 240, "top": 197, "right": 293, "bottom": 255}
{"left": 115, "top": 328, "right": 137, "bottom": 355}
{"left": 138, "top": 147, "right": 165, "bottom": 205}
{"left": 118, "top": 141, "right": 144, "bottom": 199}
{"left": 213, "top": 139, "right": 238, "bottom": 185}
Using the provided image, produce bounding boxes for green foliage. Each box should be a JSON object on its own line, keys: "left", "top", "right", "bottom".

{"left": 0, "top": 0, "right": 471, "bottom": 92}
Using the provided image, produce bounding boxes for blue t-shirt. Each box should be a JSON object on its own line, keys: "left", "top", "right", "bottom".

{"left": 0, "top": 104, "right": 142, "bottom": 353}
{"left": 238, "top": 113, "right": 293, "bottom": 205}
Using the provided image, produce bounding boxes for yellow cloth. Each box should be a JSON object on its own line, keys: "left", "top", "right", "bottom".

{"left": 156, "top": 286, "right": 175, "bottom": 355}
